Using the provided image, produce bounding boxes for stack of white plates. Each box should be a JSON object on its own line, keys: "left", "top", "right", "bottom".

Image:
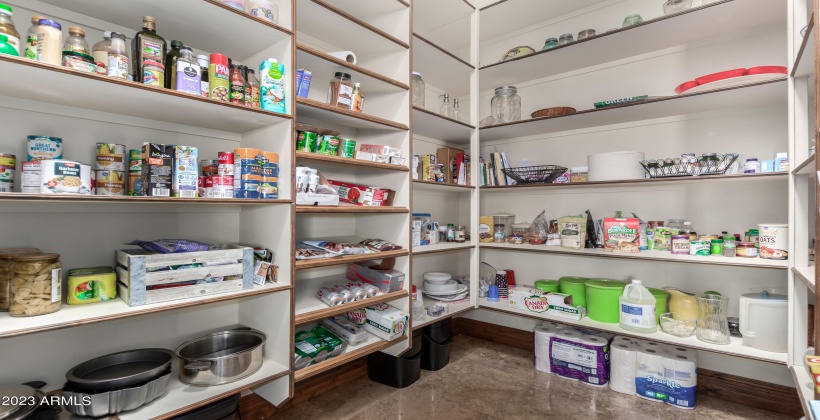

{"left": 587, "top": 151, "right": 646, "bottom": 181}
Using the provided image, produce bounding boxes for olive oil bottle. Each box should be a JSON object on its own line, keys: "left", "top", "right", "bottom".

{"left": 131, "top": 16, "right": 166, "bottom": 83}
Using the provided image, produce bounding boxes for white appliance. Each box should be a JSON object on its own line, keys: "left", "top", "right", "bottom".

{"left": 739, "top": 290, "right": 788, "bottom": 353}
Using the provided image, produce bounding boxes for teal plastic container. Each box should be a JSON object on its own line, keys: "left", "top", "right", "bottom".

{"left": 585, "top": 279, "right": 626, "bottom": 323}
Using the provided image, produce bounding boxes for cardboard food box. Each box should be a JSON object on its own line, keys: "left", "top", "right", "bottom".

{"left": 364, "top": 303, "right": 408, "bottom": 341}
{"left": 479, "top": 216, "right": 494, "bottom": 243}
{"left": 141, "top": 143, "right": 173, "bottom": 197}
{"left": 508, "top": 287, "right": 585, "bottom": 320}
{"left": 360, "top": 144, "right": 402, "bottom": 158}
{"left": 327, "top": 180, "right": 395, "bottom": 207}
{"left": 603, "top": 217, "right": 640, "bottom": 253}
{"left": 354, "top": 151, "right": 388, "bottom": 163}
{"left": 173, "top": 145, "right": 198, "bottom": 198}
{"left": 346, "top": 262, "right": 405, "bottom": 293}
{"left": 436, "top": 147, "right": 464, "bottom": 185}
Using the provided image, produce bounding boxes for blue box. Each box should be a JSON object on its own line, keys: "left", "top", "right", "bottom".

{"left": 297, "top": 69, "right": 312, "bottom": 98}
{"left": 761, "top": 160, "right": 775, "bottom": 173}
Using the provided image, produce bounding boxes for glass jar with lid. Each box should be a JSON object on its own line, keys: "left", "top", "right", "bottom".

{"left": 455, "top": 226, "right": 466, "bottom": 243}
{"left": 667, "top": 219, "right": 685, "bottom": 232}
{"left": 557, "top": 33, "right": 574, "bottom": 46}
{"left": 493, "top": 224, "right": 506, "bottom": 243}
{"left": 64, "top": 25, "right": 89, "bottom": 56}
{"left": 0, "top": 3, "right": 20, "bottom": 55}
{"left": 10, "top": 253, "right": 62, "bottom": 317}
{"left": 491, "top": 86, "right": 521, "bottom": 124}
{"left": 0, "top": 248, "right": 40, "bottom": 311}
{"left": 542, "top": 37, "right": 558, "bottom": 50}
{"left": 328, "top": 71, "right": 353, "bottom": 108}
{"left": 412, "top": 72, "right": 425, "bottom": 107}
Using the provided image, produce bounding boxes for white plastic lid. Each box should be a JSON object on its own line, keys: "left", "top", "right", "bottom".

{"left": 103, "top": 31, "right": 111, "bottom": 38}
{"left": 570, "top": 166, "right": 588, "bottom": 172}
{"left": 631, "top": 279, "right": 642, "bottom": 284}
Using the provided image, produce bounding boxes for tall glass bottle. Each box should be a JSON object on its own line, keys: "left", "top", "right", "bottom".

{"left": 452, "top": 98, "right": 462, "bottom": 122}
{"left": 440, "top": 93, "right": 453, "bottom": 118}
{"left": 411, "top": 72, "right": 425, "bottom": 107}
{"left": 173, "top": 46, "right": 201, "bottom": 95}
{"left": 164, "top": 40, "right": 182, "bottom": 89}
{"left": 132, "top": 16, "right": 166, "bottom": 83}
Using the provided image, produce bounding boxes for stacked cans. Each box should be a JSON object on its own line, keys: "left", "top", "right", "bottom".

{"left": 0, "top": 154, "right": 14, "bottom": 192}
{"left": 316, "top": 282, "right": 380, "bottom": 307}
{"left": 21, "top": 161, "right": 40, "bottom": 194}
{"left": 95, "top": 143, "right": 126, "bottom": 196}
{"left": 200, "top": 151, "right": 234, "bottom": 198}
{"left": 234, "top": 148, "right": 261, "bottom": 198}
{"left": 296, "top": 130, "right": 356, "bottom": 159}
{"left": 128, "top": 149, "right": 141, "bottom": 196}
{"left": 293, "top": 325, "right": 348, "bottom": 371}
{"left": 259, "top": 151, "right": 279, "bottom": 199}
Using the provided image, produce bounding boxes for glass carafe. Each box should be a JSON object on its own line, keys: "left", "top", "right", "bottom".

{"left": 412, "top": 72, "right": 425, "bottom": 107}
{"left": 491, "top": 86, "right": 521, "bottom": 123}
{"left": 696, "top": 294, "right": 730, "bottom": 344}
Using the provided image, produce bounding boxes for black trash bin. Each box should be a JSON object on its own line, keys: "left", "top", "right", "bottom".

{"left": 367, "top": 350, "right": 422, "bottom": 388}
{"left": 421, "top": 334, "right": 452, "bottom": 371}
{"left": 170, "top": 393, "right": 240, "bottom": 420}
{"left": 423, "top": 318, "right": 453, "bottom": 344}
{"left": 403, "top": 329, "right": 423, "bottom": 359}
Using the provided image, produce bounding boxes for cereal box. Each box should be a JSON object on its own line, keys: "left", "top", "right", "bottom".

{"left": 363, "top": 303, "right": 408, "bottom": 341}
{"left": 173, "top": 145, "right": 198, "bottom": 198}
{"left": 603, "top": 218, "right": 640, "bottom": 253}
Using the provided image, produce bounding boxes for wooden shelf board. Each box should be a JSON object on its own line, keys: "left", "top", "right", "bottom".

{"left": 0, "top": 193, "right": 293, "bottom": 205}
{"left": 478, "top": 79, "right": 787, "bottom": 141}
{"left": 294, "top": 334, "right": 408, "bottom": 381}
{"left": 479, "top": 242, "right": 789, "bottom": 270}
{"left": 793, "top": 13, "right": 815, "bottom": 78}
{"left": 412, "top": 34, "right": 473, "bottom": 98}
{"left": 0, "top": 283, "right": 291, "bottom": 339}
{"left": 791, "top": 365, "right": 816, "bottom": 420}
{"left": 38, "top": 0, "right": 292, "bottom": 62}
{"left": 295, "top": 283, "right": 408, "bottom": 325}
{"left": 478, "top": 0, "right": 785, "bottom": 89}
{"left": 794, "top": 266, "right": 816, "bottom": 293}
{"left": 479, "top": 298, "right": 787, "bottom": 364}
{"left": 412, "top": 107, "right": 474, "bottom": 143}
{"left": 793, "top": 154, "right": 816, "bottom": 175}
{"left": 481, "top": 172, "right": 787, "bottom": 190}
{"left": 412, "top": 299, "right": 473, "bottom": 330}
{"left": 0, "top": 55, "right": 291, "bottom": 134}
{"left": 119, "top": 359, "right": 289, "bottom": 420}
{"left": 295, "top": 249, "right": 409, "bottom": 270}
{"left": 295, "top": 151, "right": 409, "bottom": 172}
{"left": 297, "top": 44, "right": 408, "bottom": 92}
{"left": 296, "top": 205, "right": 409, "bottom": 213}
{"left": 413, "top": 179, "right": 475, "bottom": 192}
{"left": 412, "top": 242, "right": 476, "bottom": 255}
{"left": 317, "top": 0, "right": 411, "bottom": 35}
{"left": 296, "top": 97, "right": 409, "bottom": 131}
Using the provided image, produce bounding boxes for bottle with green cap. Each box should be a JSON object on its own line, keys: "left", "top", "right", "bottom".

{"left": 0, "top": 33, "right": 17, "bottom": 56}
{"left": 0, "top": 3, "right": 20, "bottom": 55}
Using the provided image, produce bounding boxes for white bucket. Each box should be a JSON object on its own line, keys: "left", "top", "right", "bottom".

{"left": 758, "top": 223, "right": 788, "bottom": 260}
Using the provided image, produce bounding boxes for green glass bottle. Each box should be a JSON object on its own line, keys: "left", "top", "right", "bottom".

{"left": 164, "top": 40, "right": 182, "bottom": 89}
{"left": 131, "top": 16, "right": 166, "bottom": 83}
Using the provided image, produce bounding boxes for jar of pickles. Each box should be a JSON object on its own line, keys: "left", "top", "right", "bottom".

{"left": 10, "top": 253, "right": 61, "bottom": 317}
{"left": 0, "top": 248, "right": 40, "bottom": 311}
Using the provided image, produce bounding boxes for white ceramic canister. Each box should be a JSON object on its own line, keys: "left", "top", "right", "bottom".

{"left": 757, "top": 223, "right": 788, "bottom": 260}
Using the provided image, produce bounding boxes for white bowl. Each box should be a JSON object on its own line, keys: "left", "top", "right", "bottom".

{"left": 423, "top": 272, "right": 452, "bottom": 285}
{"left": 423, "top": 279, "right": 459, "bottom": 293}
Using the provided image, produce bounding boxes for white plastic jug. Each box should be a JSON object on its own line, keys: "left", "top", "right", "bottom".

{"left": 619, "top": 280, "right": 657, "bottom": 333}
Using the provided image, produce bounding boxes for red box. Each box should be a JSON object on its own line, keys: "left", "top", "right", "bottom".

{"left": 327, "top": 180, "right": 395, "bottom": 207}
{"left": 603, "top": 217, "right": 640, "bottom": 253}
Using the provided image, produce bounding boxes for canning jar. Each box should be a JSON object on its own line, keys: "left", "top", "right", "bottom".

{"left": 570, "top": 166, "right": 588, "bottom": 183}
{"left": 542, "top": 38, "right": 558, "bottom": 50}
{"left": 663, "top": 0, "right": 693, "bottom": 15}
{"left": 494, "top": 224, "right": 506, "bottom": 243}
{"left": 667, "top": 219, "right": 685, "bottom": 231}
{"left": 557, "top": 33, "right": 573, "bottom": 46}
{"left": 622, "top": 14, "right": 643, "bottom": 27}
{"left": 736, "top": 242, "right": 758, "bottom": 258}
{"left": 63, "top": 26, "right": 89, "bottom": 56}
{"left": 0, "top": 248, "right": 40, "bottom": 311}
{"left": 10, "top": 253, "right": 61, "bottom": 317}
{"left": 491, "top": 86, "right": 521, "bottom": 124}
{"left": 412, "top": 72, "right": 425, "bottom": 107}
{"left": 455, "top": 226, "right": 466, "bottom": 243}
{"left": 577, "top": 29, "right": 596, "bottom": 40}
{"left": 0, "top": 3, "right": 20, "bottom": 55}
{"left": 722, "top": 236, "right": 737, "bottom": 257}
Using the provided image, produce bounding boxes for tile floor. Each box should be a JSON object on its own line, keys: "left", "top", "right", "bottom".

{"left": 272, "top": 335, "right": 793, "bottom": 420}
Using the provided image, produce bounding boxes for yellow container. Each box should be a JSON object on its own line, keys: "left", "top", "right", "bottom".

{"left": 67, "top": 266, "right": 116, "bottom": 305}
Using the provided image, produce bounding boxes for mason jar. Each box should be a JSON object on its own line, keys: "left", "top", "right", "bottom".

{"left": 491, "top": 86, "right": 521, "bottom": 123}
{"left": 412, "top": 72, "right": 425, "bottom": 107}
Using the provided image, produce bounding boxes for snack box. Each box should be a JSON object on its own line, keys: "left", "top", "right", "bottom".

{"left": 66, "top": 266, "right": 117, "bottom": 305}
{"left": 173, "top": 145, "right": 198, "bottom": 198}
{"left": 359, "top": 144, "right": 402, "bottom": 158}
{"left": 364, "top": 303, "right": 409, "bottom": 341}
{"left": 327, "top": 180, "right": 395, "bottom": 207}
{"left": 346, "top": 262, "right": 405, "bottom": 293}
{"left": 603, "top": 217, "right": 640, "bottom": 253}
{"left": 508, "top": 287, "right": 585, "bottom": 320}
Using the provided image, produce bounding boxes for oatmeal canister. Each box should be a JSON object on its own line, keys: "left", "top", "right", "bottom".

{"left": 10, "top": 253, "right": 62, "bottom": 317}
{"left": 96, "top": 143, "right": 126, "bottom": 171}
{"left": 0, "top": 248, "right": 41, "bottom": 311}
{"left": 27, "top": 135, "right": 62, "bottom": 161}
{"left": 758, "top": 223, "right": 788, "bottom": 260}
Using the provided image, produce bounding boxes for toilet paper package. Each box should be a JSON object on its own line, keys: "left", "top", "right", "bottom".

{"left": 635, "top": 346, "right": 698, "bottom": 408}
{"left": 533, "top": 322, "right": 561, "bottom": 373}
{"left": 610, "top": 341, "right": 639, "bottom": 395}
{"left": 550, "top": 330, "right": 610, "bottom": 386}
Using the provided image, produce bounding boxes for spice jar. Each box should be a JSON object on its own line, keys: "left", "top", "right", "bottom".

{"left": 328, "top": 72, "right": 353, "bottom": 109}
{"left": 736, "top": 242, "right": 758, "bottom": 258}
{"left": 10, "top": 253, "right": 62, "bottom": 317}
{"left": 494, "top": 224, "right": 506, "bottom": 243}
{"left": 722, "top": 236, "right": 737, "bottom": 257}
{"left": 557, "top": 33, "right": 574, "bottom": 46}
{"left": 542, "top": 37, "right": 558, "bottom": 50}
{"left": 491, "top": 86, "right": 521, "bottom": 124}
{"left": 710, "top": 239, "right": 724, "bottom": 256}
{"left": 446, "top": 224, "right": 455, "bottom": 242}
{"left": 570, "top": 167, "right": 588, "bottom": 183}
{"left": 412, "top": 72, "right": 425, "bottom": 107}
{"left": 455, "top": 226, "right": 466, "bottom": 243}
{"left": 0, "top": 248, "right": 40, "bottom": 311}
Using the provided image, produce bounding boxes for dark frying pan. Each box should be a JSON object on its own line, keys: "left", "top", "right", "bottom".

{"left": 65, "top": 348, "right": 174, "bottom": 392}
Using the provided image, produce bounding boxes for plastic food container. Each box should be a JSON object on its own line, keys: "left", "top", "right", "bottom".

{"left": 584, "top": 279, "right": 626, "bottom": 323}
{"left": 647, "top": 287, "right": 669, "bottom": 322}
{"left": 10, "top": 253, "right": 61, "bottom": 317}
{"left": 534, "top": 279, "right": 559, "bottom": 293}
{"left": 558, "top": 276, "right": 588, "bottom": 308}
{"left": 0, "top": 248, "right": 41, "bottom": 311}
{"left": 659, "top": 312, "right": 696, "bottom": 337}
{"left": 62, "top": 51, "right": 97, "bottom": 73}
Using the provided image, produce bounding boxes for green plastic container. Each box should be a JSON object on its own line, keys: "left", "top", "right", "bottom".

{"left": 585, "top": 279, "right": 626, "bottom": 323}
{"left": 0, "top": 34, "right": 18, "bottom": 57}
{"left": 647, "top": 287, "right": 669, "bottom": 322}
{"left": 534, "top": 279, "right": 560, "bottom": 293}
{"left": 558, "top": 276, "right": 588, "bottom": 308}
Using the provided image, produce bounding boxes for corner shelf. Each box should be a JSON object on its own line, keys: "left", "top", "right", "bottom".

{"left": 294, "top": 334, "right": 408, "bottom": 382}
{"left": 294, "top": 276, "right": 408, "bottom": 324}
{"left": 793, "top": 155, "right": 816, "bottom": 175}
{"left": 297, "top": 44, "right": 409, "bottom": 92}
{"left": 0, "top": 55, "right": 291, "bottom": 134}
{"left": 296, "top": 97, "right": 409, "bottom": 131}
{"left": 793, "top": 13, "right": 815, "bottom": 78}
{"left": 794, "top": 266, "right": 816, "bottom": 292}
{"left": 479, "top": 79, "right": 787, "bottom": 142}
{"left": 479, "top": 298, "right": 787, "bottom": 364}
{"left": 480, "top": 242, "right": 789, "bottom": 270}
{"left": 413, "top": 180, "right": 475, "bottom": 192}
{"left": 0, "top": 194, "right": 293, "bottom": 205}
{"left": 412, "top": 242, "right": 476, "bottom": 255}
{"left": 296, "top": 205, "right": 409, "bottom": 213}
{"left": 295, "top": 249, "right": 410, "bottom": 270}
{"left": 412, "top": 34, "right": 474, "bottom": 98}
{"left": 478, "top": 0, "right": 784, "bottom": 90}
{"left": 412, "top": 107, "right": 474, "bottom": 143}
{"left": 298, "top": 0, "right": 409, "bottom": 53}
{"left": 481, "top": 172, "right": 788, "bottom": 191}
{"left": 296, "top": 151, "right": 409, "bottom": 172}
{"left": 412, "top": 299, "right": 473, "bottom": 330}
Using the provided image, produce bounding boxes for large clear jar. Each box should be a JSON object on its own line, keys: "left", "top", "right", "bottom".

{"left": 35, "top": 19, "right": 62, "bottom": 65}
{"left": 91, "top": 31, "right": 111, "bottom": 75}
{"left": 412, "top": 72, "right": 425, "bottom": 107}
{"left": 667, "top": 218, "right": 685, "bottom": 232}
{"left": 63, "top": 26, "right": 89, "bottom": 56}
{"left": 491, "top": 86, "right": 521, "bottom": 123}
{"left": 10, "top": 253, "right": 61, "bottom": 317}
{"left": 0, "top": 248, "right": 40, "bottom": 311}
{"left": 0, "top": 3, "right": 20, "bottom": 55}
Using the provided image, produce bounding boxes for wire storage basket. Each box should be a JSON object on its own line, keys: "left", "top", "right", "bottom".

{"left": 640, "top": 153, "right": 740, "bottom": 178}
{"left": 501, "top": 165, "right": 568, "bottom": 184}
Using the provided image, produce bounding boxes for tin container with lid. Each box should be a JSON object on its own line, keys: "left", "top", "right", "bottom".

{"left": 10, "top": 253, "right": 61, "bottom": 317}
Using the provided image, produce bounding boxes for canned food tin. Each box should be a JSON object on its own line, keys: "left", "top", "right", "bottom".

{"left": 318, "top": 135, "right": 340, "bottom": 156}
{"left": 129, "top": 171, "right": 142, "bottom": 196}
{"left": 317, "top": 287, "right": 343, "bottom": 306}
{"left": 40, "top": 159, "right": 90, "bottom": 195}
{"left": 260, "top": 151, "right": 279, "bottom": 199}
{"left": 198, "top": 176, "right": 206, "bottom": 197}
{"left": 332, "top": 286, "right": 357, "bottom": 303}
{"left": 95, "top": 143, "right": 126, "bottom": 171}
{"left": 217, "top": 152, "right": 234, "bottom": 176}
{"left": 27, "top": 135, "right": 63, "bottom": 162}
{"left": 340, "top": 139, "right": 356, "bottom": 158}
{"left": 349, "top": 281, "right": 379, "bottom": 298}
{"left": 237, "top": 180, "right": 260, "bottom": 198}
{"left": 96, "top": 170, "right": 126, "bottom": 196}
{"left": 200, "top": 159, "right": 218, "bottom": 176}
{"left": 758, "top": 223, "right": 788, "bottom": 260}
{"left": 209, "top": 175, "right": 234, "bottom": 198}
{"left": 204, "top": 176, "right": 214, "bottom": 198}
{"left": 689, "top": 240, "right": 710, "bottom": 256}
{"left": 296, "top": 131, "right": 318, "bottom": 153}
{"left": 128, "top": 149, "right": 142, "bottom": 172}
{"left": 345, "top": 285, "right": 368, "bottom": 301}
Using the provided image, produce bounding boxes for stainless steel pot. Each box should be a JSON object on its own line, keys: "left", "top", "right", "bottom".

{"left": 175, "top": 329, "right": 265, "bottom": 386}
{"left": 0, "top": 381, "right": 59, "bottom": 420}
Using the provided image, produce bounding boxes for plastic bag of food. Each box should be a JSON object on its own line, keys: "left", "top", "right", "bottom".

{"left": 302, "top": 240, "right": 371, "bottom": 255}
{"left": 295, "top": 242, "right": 335, "bottom": 260}
{"left": 128, "top": 239, "right": 212, "bottom": 254}
{"left": 558, "top": 215, "right": 587, "bottom": 249}
{"left": 528, "top": 211, "right": 549, "bottom": 245}
{"left": 359, "top": 239, "right": 402, "bottom": 252}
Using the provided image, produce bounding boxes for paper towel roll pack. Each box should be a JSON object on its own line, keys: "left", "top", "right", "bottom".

{"left": 620, "top": 336, "right": 698, "bottom": 409}
{"left": 533, "top": 322, "right": 562, "bottom": 373}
